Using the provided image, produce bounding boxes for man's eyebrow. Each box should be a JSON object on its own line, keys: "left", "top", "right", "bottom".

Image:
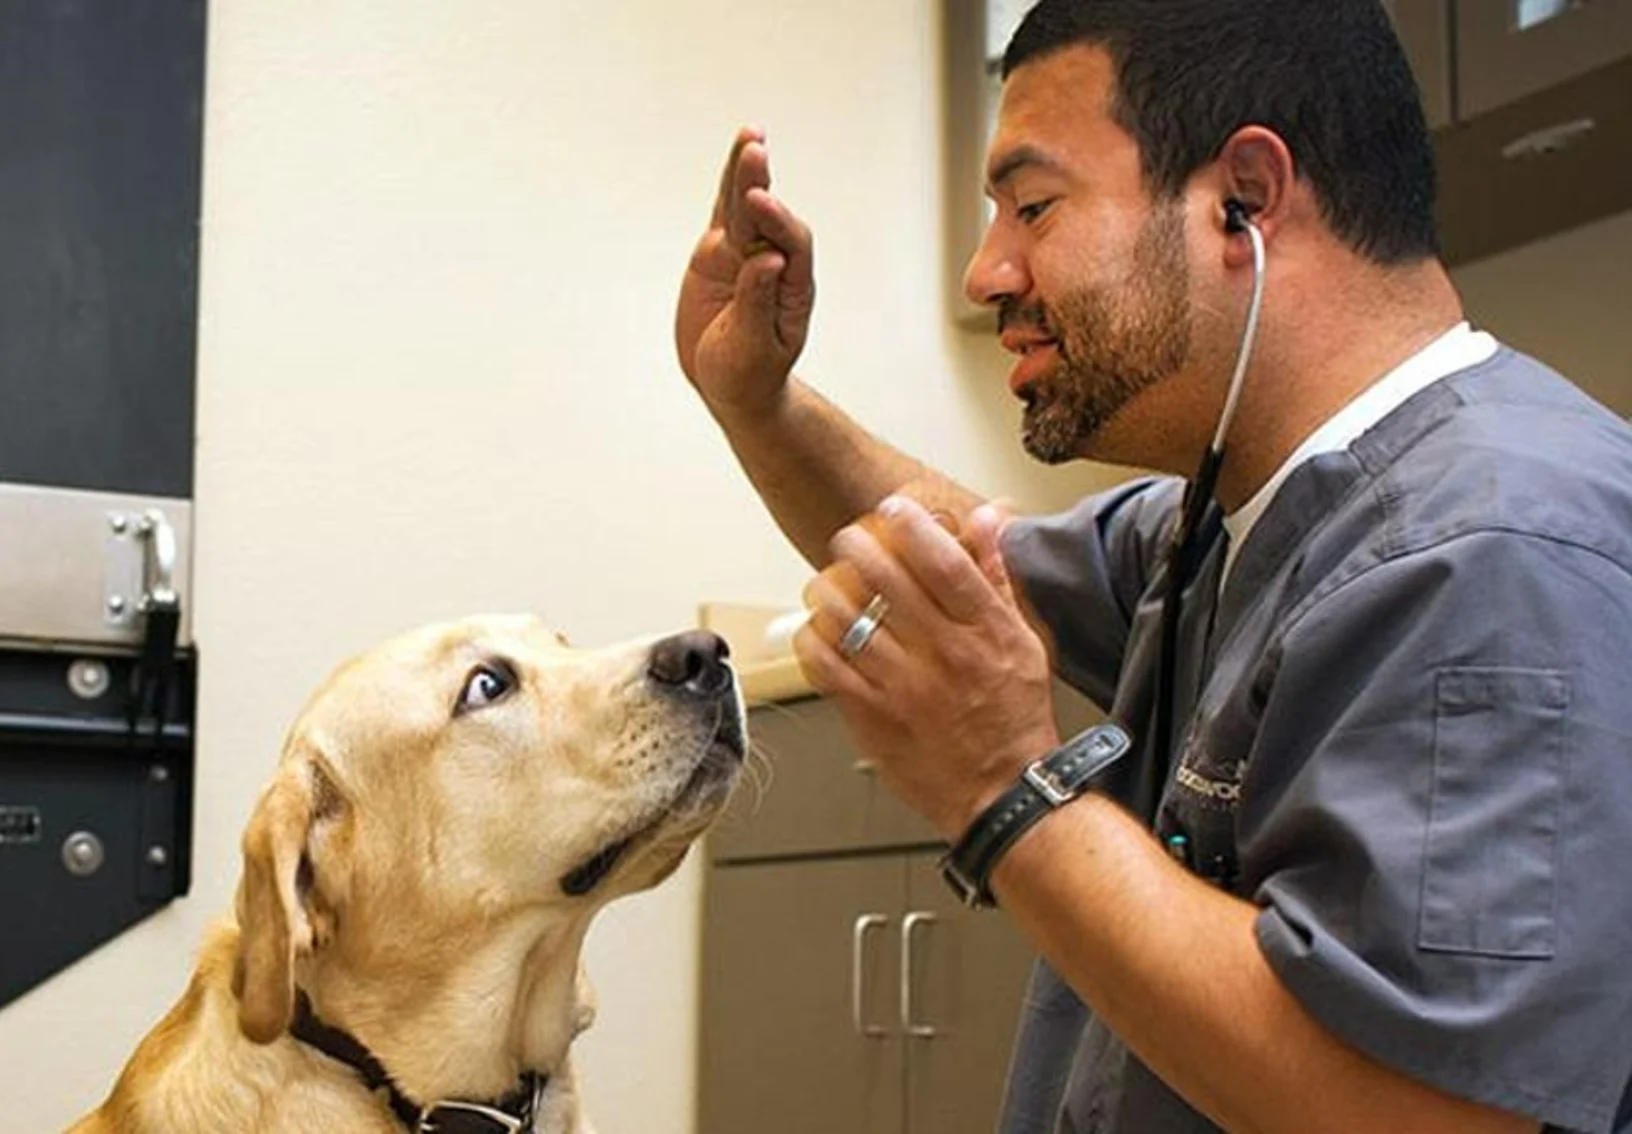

{"left": 987, "top": 145, "right": 1068, "bottom": 192}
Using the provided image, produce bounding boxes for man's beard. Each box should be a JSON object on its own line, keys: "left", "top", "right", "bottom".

{"left": 1004, "top": 202, "right": 1192, "bottom": 465}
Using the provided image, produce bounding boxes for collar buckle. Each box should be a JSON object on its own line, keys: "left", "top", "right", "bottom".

{"left": 417, "top": 1100, "right": 528, "bottom": 1134}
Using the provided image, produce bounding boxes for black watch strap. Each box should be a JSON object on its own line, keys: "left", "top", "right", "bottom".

{"left": 939, "top": 722, "right": 1131, "bottom": 909}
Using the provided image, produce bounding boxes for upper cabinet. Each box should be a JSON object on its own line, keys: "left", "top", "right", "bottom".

{"left": 1458, "top": 0, "right": 1632, "bottom": 118}
{"left": 1383, "top": 0, "right": 1454, "bottom": 129}
{"left": 1384, "top": 1, "right": 1632, "bottom": 126}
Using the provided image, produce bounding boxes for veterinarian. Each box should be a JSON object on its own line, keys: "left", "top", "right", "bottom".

{"left": 674, "top": 2, "right": 1632, "bottom": 1131}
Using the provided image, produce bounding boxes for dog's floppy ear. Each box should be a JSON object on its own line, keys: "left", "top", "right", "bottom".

{"left": 232, "top": 749, "right": 336, "bottom": 1044}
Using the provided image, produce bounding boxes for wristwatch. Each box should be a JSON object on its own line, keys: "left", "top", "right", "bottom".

{"left": 939, "top": 722, "right": 1132, "bottom": 909}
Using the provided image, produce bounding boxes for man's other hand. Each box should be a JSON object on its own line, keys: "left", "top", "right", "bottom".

{"left": 675, "top": 127, "right": 816, "bottom": 424}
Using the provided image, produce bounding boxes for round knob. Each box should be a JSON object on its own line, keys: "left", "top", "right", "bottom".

{"left": 62, "top": 832, "right": 105, "bottom": 877}
{"left": 67, "top": 659, "right": 112, "bottom": 700}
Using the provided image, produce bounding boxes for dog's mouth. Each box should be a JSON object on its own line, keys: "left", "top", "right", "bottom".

{"left": 559, "top": 700, "right": 746, "bottom": 898}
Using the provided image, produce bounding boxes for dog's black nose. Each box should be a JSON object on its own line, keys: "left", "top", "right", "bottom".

{"left": 648, "top": 630, "right": 732, "bottom": 697}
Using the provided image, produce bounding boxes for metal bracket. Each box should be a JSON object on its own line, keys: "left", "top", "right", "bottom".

{"left": 105, "top": 508, "right": 178, "bottom": 629}
{"left": 103, "top": 513, "right": 140, "bottom": 629}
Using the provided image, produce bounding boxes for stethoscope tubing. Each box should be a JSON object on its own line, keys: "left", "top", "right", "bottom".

{"left": 1152, "top": 218, "right": 1266, "bottom": 777}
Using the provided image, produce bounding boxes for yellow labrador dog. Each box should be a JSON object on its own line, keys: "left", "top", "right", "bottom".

{"left": 69, "top": 616, "right": 745, "bottom": 1134}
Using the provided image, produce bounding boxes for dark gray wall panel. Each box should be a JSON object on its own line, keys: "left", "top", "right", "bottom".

{"left": 0, "top": 0, "right": 206, "bottom": 498}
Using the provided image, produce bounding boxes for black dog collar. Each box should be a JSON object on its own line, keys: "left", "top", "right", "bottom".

{"left": 290, "top": 991, "right": 546, "bottom": 1133}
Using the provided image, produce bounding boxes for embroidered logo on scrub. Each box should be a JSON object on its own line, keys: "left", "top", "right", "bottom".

{"left": 1174, "top": 762, "right": 1243, "bottom": 806}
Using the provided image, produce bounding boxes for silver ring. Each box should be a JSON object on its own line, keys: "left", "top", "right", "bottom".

{"left": 838, "top": 594, "right": 890, "bottom": 660}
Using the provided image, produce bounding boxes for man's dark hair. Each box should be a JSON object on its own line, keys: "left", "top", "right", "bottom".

{"left": 1003, "top": 0, "right": 1439, "bottom": 264}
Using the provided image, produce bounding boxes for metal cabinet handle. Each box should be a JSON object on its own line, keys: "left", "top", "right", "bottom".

{"left": 900, "top": 911, "right": 938, "bottom": 1039}
{"left": 851, "top": 913, "right": 889, "bottom": 1038}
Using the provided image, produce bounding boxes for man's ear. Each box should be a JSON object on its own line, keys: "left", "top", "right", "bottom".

{"left": 231, "top": 749, "right": 339, "bottom": 1044}
{"left": 1212, "top": 124, "right": 1298, "bottom": 260}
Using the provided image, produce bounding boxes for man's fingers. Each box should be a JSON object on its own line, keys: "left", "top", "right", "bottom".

{"left": 965, "top": 503, "right": 1019, "bottom": 602}
{"left": 803, "top": 557, "right": 870, "bottom": 608}
{"left": 727, "top": 140, "right": 772, "bottom": 249}
{"left": 800, "top": 571, "right": 905, "bottom": 682}
{"left": 801, "top": 571, "right": 857, "bottom": 644}
{"left": 704, "top": 131, "right": 812, "bottom": 319}
{"left": 793, "top": 617, "right": 879, "bottom": 701}
{"left": 874, "top": 497, "right": 992, "bottom": 623}
{"left": 828, "top": 520, "right": 937, "bottom": 637}
{"left": 745, "top": 189, "right": 812, "bottom": 272}
{"left": 711, "top": 126, "right": 763, "bottom": 228}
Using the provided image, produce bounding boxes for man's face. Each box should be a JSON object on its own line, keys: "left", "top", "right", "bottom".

{"left": 966, "top": 45, "right": 1197, "bottom": 467}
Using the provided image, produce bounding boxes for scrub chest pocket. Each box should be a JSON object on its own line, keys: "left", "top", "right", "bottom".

{"left": 1419, "top": 666, "right": 1569, "bottom": 959}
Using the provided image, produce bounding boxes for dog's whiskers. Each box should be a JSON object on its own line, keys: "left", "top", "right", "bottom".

{"left": 741, "top": 741, "right": 775, "bottom": 810}
{"left": 743, "top": 698, "right": 801, "bottom": 722}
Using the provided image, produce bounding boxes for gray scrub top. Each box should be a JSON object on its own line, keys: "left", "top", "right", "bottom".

{"left": 997, "top": 347, "right": 1632, "bottom": 1134}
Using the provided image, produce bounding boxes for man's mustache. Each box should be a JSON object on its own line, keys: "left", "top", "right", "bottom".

{"left": 998, "top": 299, "right": 1053, "bottom": 338}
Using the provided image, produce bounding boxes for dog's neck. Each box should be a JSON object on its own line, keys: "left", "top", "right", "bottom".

{"left": 293, "top": 909, "right": 598, "bottom": 1128}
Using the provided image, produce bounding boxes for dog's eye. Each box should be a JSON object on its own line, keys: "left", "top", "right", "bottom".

{"left": 456, "top": 662, "right": 515, "bottom": 715}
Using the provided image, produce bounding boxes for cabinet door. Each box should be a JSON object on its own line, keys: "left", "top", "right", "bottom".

{"left": 1458, "top": 0, "right": 1632, "bottom": 118}
{"left": 1382, "top": 0, "right": 1453, "bottom": 128}
{"left": 699, "top": 856, "right": 906, "bottom": 1134}
{"left": 711, "top": 697, "right": 936, "bottom": 861}
{"left": 715, "top": 684, "right": 1107, "bottom": 864}
{"left": 901, "top": 854, "right": 1039, "bottom": 1134}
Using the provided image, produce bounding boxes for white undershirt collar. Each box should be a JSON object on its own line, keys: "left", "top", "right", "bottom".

{"left": 1221, "top": 322, "right": 1499, "bottom": 580}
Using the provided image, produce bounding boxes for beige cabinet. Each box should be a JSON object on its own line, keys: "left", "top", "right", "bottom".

{"left": 699, "top": 690, "right": 1103, "bottom": 1134}
{"left": 700, "top": 854, "right": 908, "bottom": 1134}
{"left": 705, "top": 697, "right": 935, "bottom": 862}
{"left": 901, "top": 855, "right": 1040, "bottom": 1134}
{"left": 699, "top": 850, "right": 1033, "bottom": 1134}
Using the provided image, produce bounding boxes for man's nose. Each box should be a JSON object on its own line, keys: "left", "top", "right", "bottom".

{"left": 963, "top": 222, "right": 1028, "bottom": 309}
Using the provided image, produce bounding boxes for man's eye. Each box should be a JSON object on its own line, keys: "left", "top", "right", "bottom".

{"left": 456, "top": 663, "right": 516, "bottom": 715}
{"left": 1018, "top": 199, "right": 1055, "bottom": 224}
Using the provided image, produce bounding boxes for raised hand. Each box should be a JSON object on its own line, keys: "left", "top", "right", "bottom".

{"left": 675, "top": 127, "right": 816, "bottom": 423}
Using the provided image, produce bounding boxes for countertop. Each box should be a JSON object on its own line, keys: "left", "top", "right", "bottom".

{"left": 698, "top": 602, "right": 815, "bottom": 705}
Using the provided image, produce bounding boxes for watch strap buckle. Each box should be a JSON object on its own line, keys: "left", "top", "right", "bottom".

{"left": 937, "top": 853, "right": 991, "bottom": 909}
{"left": 1022, "top": 760, "right": 1075, "bottom": 807}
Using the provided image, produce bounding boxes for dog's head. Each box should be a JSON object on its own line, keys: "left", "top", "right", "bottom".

{"left": 230, "top": 615, "right": 745, "bottom": 1044}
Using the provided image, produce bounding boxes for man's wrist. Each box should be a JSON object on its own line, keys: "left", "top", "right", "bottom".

{"left": 939, "top": 722, "right": 1132, "bottom": 909}
{"left": 702, "top": 372, "right": 797, "bottom": 433}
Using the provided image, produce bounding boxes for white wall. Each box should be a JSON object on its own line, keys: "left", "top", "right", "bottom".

{"left": 0, "top": 2, "right": 1106, "bottom": 1129}
{"left": 1454, "top": 209, "right": 1632, "bottom": 415}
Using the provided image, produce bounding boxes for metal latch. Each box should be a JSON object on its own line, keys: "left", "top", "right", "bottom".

{"left": 136, "top": 509, "right": 179, "bottom": 621}
{"left": 109, "top": 509, "right": 182, "bottom": 734}
{"left": 104, "top": 508, "right": 178, "bottom": 630}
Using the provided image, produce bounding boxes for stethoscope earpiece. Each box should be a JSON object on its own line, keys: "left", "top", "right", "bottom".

{"left": 1223, "top": 197, "right": 1255, "bottom": 236}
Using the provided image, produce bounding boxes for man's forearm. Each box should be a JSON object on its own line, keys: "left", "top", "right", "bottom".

{"left": 710, "top": 376, "right": 984, "bottom": 567}
{"left": 991, "top": 798, "right": 1538, "bottom": 1134}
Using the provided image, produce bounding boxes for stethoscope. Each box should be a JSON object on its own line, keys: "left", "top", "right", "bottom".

{"left": 1151, "top": 198, "right": 1266, "bottom": 883}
